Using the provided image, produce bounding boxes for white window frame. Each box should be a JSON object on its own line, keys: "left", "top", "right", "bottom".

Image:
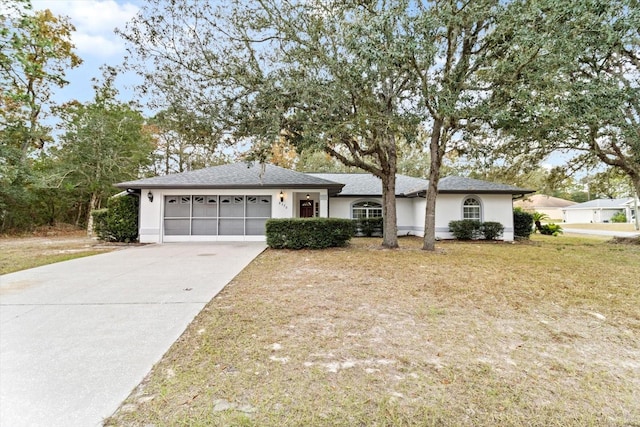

{"left": 351, "top": 200, "right": 383, "bottom": 219}
{"left": 462, "top": 196, "right": 482, "bottom": 221}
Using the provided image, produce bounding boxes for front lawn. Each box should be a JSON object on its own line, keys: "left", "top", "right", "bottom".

{"left": 0, "top": 231, "right": 117, "bottom": 274}
{"left": 106, "top": 236, "right": 640, "bottom": 426}
{"left": 563, "top": 223, "right": 637, "bottom": 232}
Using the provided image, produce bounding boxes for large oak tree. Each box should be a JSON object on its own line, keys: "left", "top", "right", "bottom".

{"left": 487, "top": 0, "right": 640, "bottom": 225}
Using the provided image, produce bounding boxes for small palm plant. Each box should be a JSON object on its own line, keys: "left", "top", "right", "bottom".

{"left": 531, "top": 211, "right": 550, "bottom": 233}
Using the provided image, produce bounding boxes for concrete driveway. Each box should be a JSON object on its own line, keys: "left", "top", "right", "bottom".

{"left": 0, "top": 242, "right": 266, "bottom": 427}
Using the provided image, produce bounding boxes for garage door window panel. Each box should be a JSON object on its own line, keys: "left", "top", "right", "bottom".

{"left": 193, "top": 195, "right": 218, "bottom": 217}
{"left": 247, "top": 196, "right": 271, "bottom": 217}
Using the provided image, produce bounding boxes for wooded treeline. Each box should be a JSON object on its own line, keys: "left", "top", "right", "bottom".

{"left": 1, "top": 0, "right": 638, "bottom": 247}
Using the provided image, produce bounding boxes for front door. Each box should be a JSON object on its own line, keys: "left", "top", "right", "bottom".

{"left": 300, "top": 200, "right": 314, "bottom": 218}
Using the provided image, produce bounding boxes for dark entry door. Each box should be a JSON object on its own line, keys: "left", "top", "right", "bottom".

{"left": 300, "top": 200, "right": 314, "bottom": 218}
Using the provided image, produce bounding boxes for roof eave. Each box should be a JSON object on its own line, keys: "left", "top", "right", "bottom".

{"left": 404, "top": 189, "right": 535, "bottom": 197}
{"left": 332, "top": 193, "right": 411, "bottom": 198}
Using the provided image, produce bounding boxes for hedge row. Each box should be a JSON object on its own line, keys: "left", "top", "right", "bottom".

{"left": 91, "top": 195, "right": 139, "bottom": 242}
{"left": 266, "top": 218, "right": 355, "bottom": 249}
{"left": 448, "top": 220, "right": 505, "bottom": 240}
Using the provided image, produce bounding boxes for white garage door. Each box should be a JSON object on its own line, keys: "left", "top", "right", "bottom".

{"left": 164, "top": 195, "right": 271, "bottom": 236}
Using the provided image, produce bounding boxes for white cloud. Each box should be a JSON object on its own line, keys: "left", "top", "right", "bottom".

{"left": 32, "top": 0, "right": 139, "bottom": 59}
{"left": 72, "top": 32, "right": 125, "bottom": 57}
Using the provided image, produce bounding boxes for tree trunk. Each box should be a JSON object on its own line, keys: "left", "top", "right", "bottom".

{"left": 632, "top": 175, "right": 640, "bottom": 231}
{"left": 75, "top": 203, "right": 84, "bottom": 227}
{"left": 86, "top": 192, "right": 99, "bottom": 236}
{"left": 381, "top": 172, "right": 399, "bottom": 249}
{"left": 380, "top": 133, "right": 399, "bottom": 248}
{"left": 423, "top": 119, "right": 443, "bottom": 251}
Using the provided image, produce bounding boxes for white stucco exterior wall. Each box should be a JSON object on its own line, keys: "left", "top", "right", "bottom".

{"left": 328, "top": 197, "right": 418, "bottom": 236}
{"left": 408, "top": 194, "right": 516, "bottom": 241}
{"left": 138, "top": 188, "right": 329, "bottom": 243}
{"left": 327, "top": 197, "right": 354, "bottom": 219}
{"left": 137, "top": 188, "right": 517, "bottom": 243}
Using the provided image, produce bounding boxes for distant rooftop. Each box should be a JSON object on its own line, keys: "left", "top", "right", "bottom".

{"left": 515, "top": 194, "right": 577, "bottom": 209}
{"left": 563, "top": 198, "right": 634, "bottom": 210}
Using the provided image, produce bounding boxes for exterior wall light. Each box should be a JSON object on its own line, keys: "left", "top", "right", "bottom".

{"left": 147, "top": 191, "right": 154, "bottom": 202}
{"left": 279, "top": 191, "right": 284, "bottom": 202}
{"left": 306, "top": 193, "right": 310, "bottom": 200}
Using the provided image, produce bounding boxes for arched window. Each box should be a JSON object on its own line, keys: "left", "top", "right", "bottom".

{"left": 463, "top": 196, "right": 482, "bottom": 220}
{"left": 352, "top": 201, "right": 382, "bottom": 219}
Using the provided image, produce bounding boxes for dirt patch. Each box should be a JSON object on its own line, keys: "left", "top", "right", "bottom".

{"left": 610, "top": 236, "right": 640, "bottom": 245}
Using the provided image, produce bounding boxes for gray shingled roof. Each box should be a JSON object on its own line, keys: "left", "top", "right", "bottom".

{"left": 308, "top": 173, "right": 429, "bottom": 196}
{"left": 563, "top": 197, "right": 633, "bottom": 210}
{"left": 309, "top": 173, "right": 532, "bottom": 196}
{"left": 403, "top": 176, "right": 532, "bottom": 195}
{"left": 436, "top": 176, "right": 533, "bottom": 194}
{"left": 115, "top": 162, "right": 344, "bottom": 193}
{"left": 116, "top": 163, "right": 533, "bottom": 197}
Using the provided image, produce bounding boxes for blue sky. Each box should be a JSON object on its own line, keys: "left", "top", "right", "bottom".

{"left": 32, "top": 0, "right": 143, "bottom": 106}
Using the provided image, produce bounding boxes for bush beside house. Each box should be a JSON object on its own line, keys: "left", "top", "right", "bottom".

{"left": 448, "top": 220, "right": 482, "bottom": 240}
{"left": 91, "top": 195, "right": 139, "bottom": 242}
{"left": 513, "top": 208, "right": 534, "bottom": 239}
{"left": 481, "top": 221, "right": 505, "bottom": 240}
{"left": 353, "top": 217, "right": 384, "bottom": 237}
{"left": 611, "top": 212, "right": 627, "bottom": 223}
{"left": 448, "top": 220, "right": 505, "bottom": 240}
{"left": 266, "top": 218, "right": 355, "bottom": 249}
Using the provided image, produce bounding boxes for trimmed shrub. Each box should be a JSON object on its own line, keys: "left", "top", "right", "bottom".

{"left": 354, "top": 217, "right": 384, "bottom": 237}
{"left": 448, "top": 219, "right": 482, "bottom": 240}
{"left": 106, "top": 195, "right": 139, "bottom": 242}
{"left": 266, "top": 218, "right": 355, "bottom": 249}
{"left": 610, "top": 212, "right": 627, "bottom": 223}
{"left": 513, "top": 208, "right": 534, "bottom": 239}
{"left": 91, "top": 209, "right": 109, "bottom": 241}
{"left": 481, "top": 221, "right": 505, "bottom": 240}
{"left": 539, "top": 223, "right": 563, "bottom": 236}
{"left": 92, "top": 195, "right": 139, "bottom": 242}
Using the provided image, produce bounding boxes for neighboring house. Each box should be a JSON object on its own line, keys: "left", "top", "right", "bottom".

{"left": 115, "top": 162, "right": 533, "bottom": 243}
{"left": 561, "top": 198, "right": 636, "bottom": 223}
{"left": 514, "top": 194, "right": 576, "bottom": 220}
